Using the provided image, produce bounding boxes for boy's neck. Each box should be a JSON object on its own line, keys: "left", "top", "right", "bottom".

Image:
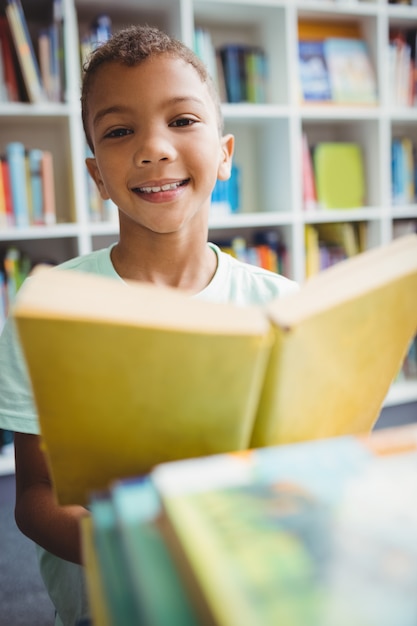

{"left": 110, "top": 237, "right": 217, "bottom": 294}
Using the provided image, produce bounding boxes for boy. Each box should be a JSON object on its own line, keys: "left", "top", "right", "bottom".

{"left": 0, "top": 25, "right": 297, "bottom": 625}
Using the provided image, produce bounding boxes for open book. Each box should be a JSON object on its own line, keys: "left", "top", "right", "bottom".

{"left": 13, "top": 234, "right": 417, "bottom": 505}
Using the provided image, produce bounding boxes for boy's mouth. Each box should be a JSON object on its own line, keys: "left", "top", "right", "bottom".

{"left": 133, "top": 179, "right": 190, "bottom": 194}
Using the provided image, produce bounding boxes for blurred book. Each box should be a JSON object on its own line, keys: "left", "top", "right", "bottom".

{"left": 313, "top": 142, "right": 366, "bottom": 209}
{"left": 84, "top": 424, "right": 417, "bottom": 626}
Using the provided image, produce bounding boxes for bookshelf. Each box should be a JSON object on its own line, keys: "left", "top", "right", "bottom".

{"left": 0, "top": 0, "right": 416, "bottom": 412}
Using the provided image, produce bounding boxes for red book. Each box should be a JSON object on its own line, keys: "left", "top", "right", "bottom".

{"left": 1, "top": 159, "right": 15, "bottom": 227}
{"left": 0, "top": 15, "right": 21, "bottom": 101}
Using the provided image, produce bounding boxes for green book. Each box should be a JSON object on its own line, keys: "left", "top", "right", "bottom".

{"left": 313, "top": 142, "right": 365, "bottom": 209}
{"left": 110, "top": 477, "right": 199, "bottom": 626}
{"left": 88, "top": 494, "right": 142, "bottom": 626}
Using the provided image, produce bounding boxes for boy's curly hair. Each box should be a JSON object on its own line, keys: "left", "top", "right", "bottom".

{"left": 81, "top": 24, "right": 223, "bottom": 151}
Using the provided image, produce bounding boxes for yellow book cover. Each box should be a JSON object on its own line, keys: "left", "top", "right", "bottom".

{"left": 12, "top": 234, "right": 417, "bottom": 506}
{"left": 13, "top": 273, "right": 272, "bottom": 505}
{"left": 313, "top": 142, "right": 366, "bottom": 209}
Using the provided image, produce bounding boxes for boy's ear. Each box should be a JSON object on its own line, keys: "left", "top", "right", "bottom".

{"left": 217, "top": 134, "right": 235, "bottom": 181}
{"left": 85, "top": 157, "right": 111, "bottom": 200}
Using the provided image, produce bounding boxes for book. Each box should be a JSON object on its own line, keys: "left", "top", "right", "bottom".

{"left": 110, "top": 477, "right": 199, "bottom": 625}
{"left": 5, "top": 0, "right": 45, "bottom": 103}
{"left": 80, "top": 516, "right": 112, "bottom": 626}
{"left": 301, "top": 133, "right": 317, "bottom": 209}
{"left": 27, "top": 148, "right": 44, "bottom": 225}
{"left": 6, "top": 141, "right": 30, "bottom": 227}
{"left": 298, "top": 40, "right": 332, "bottom": 102}
{"left": 218, "top": 44, "right": 267, "bottom": 104}
{"left": 313, "top": 142, "right": 366, "bottom": 209}
{"left": 0, "top": 15, "right": 21, "bottom": 101}
{"left": 82, "top": 424, "right": 417, "bottom": 626}
{"left": 323, "top": 37, "right": 377, "bottom": 104}
{"left": 40, "top": 149, "right": 56, "bottom": 225}
{"left": 148, "top": 424, "right": 417, "bottom": 626}
{"left": 12, "top": 234, "right": 417, "bottom": 506}
{"left": 0, "top": 158, "right": 14, "bottom": 227}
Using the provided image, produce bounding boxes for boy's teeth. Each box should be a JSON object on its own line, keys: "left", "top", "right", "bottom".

{"left": 140, "top": 181, "right": 181, "bottom": 193}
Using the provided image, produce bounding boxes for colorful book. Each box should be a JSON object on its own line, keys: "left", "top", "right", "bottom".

{"left": 6, "top": 141, "right": 30, "bottom": 227}
{"left": 27, "top": 148, "right": 44, "bottom": 225}
{"left": 5, "top": 0, "right": 45, "bottom": 103}
{"left": 0, "top": 15, "right": 21, "bottom": 101}
{"left": 1, "top": 158, "right": 14, "bottom": 227}
{"left": 313, "top": 142, "right": 366, "bottom": 209}
{"left": 298, "top": 40, "right": 332, "bottom": 102}
{"left": 148, "top": 424, "right": 417, "bottom": 626}
{"left": 301, "top": 133, "right": 317, "bottom": 209}
{"left": 323, "top": 37, "right": 377, "bottom": 105}
{"left": 12, "top": 234, "right": 417, "bottom": 506}
{"left": 110, "top": 477, "right": 199, "bottom": 626}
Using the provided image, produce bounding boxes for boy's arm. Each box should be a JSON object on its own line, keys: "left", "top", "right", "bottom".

{"left": 14, "top": 432, "right": 87, "bottom": 565}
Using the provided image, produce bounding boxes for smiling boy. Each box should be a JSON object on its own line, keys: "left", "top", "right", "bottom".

{"left": 0, "top": 25, "right": 297, "bottom": 625}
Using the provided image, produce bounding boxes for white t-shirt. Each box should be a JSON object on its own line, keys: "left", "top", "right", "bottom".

{"left": 0, "top": 242, "right": 298, "bottom": 626}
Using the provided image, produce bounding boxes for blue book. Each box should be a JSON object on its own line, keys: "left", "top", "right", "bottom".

{"left": 6, "top": 141, "right": 30, "bottom": 227}
{"left": 219, "top": 44, "right": 248, "bottom": 103}
{"left": 110, "top": 477, "right": 199, "bottom": 626}
{"left": 28, "top": 148, "right": 43, "bottom": 224}
{"left": 298, "top": 40, "right": 332, "bottom": 102}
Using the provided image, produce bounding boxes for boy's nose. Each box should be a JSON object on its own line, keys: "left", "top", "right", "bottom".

{"left": 134, "top": 131, "right": 176, "bottom": 165}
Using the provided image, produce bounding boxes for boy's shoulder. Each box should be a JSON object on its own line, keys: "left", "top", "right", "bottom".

{"left": 55, "top": 245, "right": 119, "bottom": 279}
{"left": 201, "top": 243, "right": 299, "bottom": 307}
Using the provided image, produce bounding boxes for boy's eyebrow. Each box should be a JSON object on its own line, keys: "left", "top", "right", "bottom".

{"left": 92, "top": 105, "right": 129, "bottom": 128}
{"left": 92, "top": 96, "right": 208, "bottom": 127}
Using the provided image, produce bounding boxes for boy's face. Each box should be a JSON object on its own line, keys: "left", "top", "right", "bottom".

{"left": 86, "top": 55, "right": 234, "bottom": 236}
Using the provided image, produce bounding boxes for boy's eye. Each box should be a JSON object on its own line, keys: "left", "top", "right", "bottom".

{"left": 170, "top": 117, "right": 196, "bottom": 128}
{"left": 104, "top": 128, "right": 132, "bottom": 139}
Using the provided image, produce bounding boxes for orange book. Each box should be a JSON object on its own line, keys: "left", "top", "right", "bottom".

{"left": 1, "top": 159, "right": 14, "bottom": 227}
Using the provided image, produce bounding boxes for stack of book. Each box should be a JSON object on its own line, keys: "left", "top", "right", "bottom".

{"left": 83, "top": 423, "right": 417, "bottom": 626}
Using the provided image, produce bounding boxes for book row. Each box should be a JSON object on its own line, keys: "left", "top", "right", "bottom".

{"left": 219, "top": 230, "right": 288, "bottom": 277}
{"left": 304, "top": 219, "right": 417, "bottom": 276}
{"left": 194, "top": 27, "right": 267, "bottom": 104}
{"left": 0, "top": 141, "right": 56, "bottom": 230}
{"left": 298, "top": 21, "right": 377, "bottom": 105}
{"left": 0, "top": 0, "right": 65, "bottom": 104}
{"left": 302, "top": 133, "right": 417, "bottom": 210}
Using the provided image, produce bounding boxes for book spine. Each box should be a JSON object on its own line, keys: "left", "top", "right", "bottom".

{"left": 40, "top": 150, "right": 56, "bottom": 225}
{"left": 6, "top": 141, "right": 30, "bottom": 227}
{"left": 28, "top": 148, "right": 44, "bottom": 225}
{"left": 1, "top": 159, "right": 14, "bottom": 226}
{"left": 5, "top": 0, "right": 45, "bottom": 103}
{"left": 0, "top": 156, "right": 7, "bottom": 228}
{"left": 0, "top": 17, "right": 20, "bottom": 101}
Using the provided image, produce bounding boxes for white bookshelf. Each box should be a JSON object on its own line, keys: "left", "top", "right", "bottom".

{"left": 0, "top": 0, "right": 416, "bottom": 410}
